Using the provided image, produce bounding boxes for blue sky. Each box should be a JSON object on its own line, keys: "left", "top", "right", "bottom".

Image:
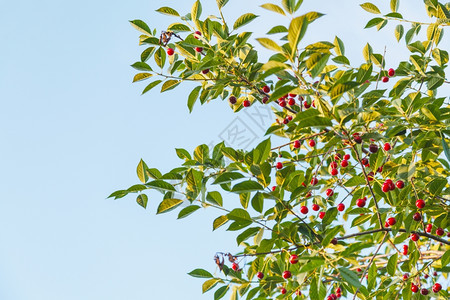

{"left": 0, "top": 1, "right": 446, "bottom": 299}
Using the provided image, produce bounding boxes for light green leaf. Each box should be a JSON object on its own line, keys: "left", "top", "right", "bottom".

{"left": 131, "top": 62, "right": 152, "bottom": 71}
{"left": 155, "top": 6, "right": 179, "bottom": 16}
{"left": 360, "top": 2, "right": 381, "bottom": 14}
{"left": 146, "top": 180, "right": 176, "bottom": 192}
{"left": 188, "top": 86, "right": 201, "bottom": 112}
{"left": 338, "top": 267, "right": 362, "bottom": 288}
{"left": 233, "top": 13, "right": 258, "bottom": 30}
{"left": 202, "top": 278, "right": 221, "bottom": 293}
{"left": 288, "top": 16, "right": 308, "bottom": 58}
{"left": 387, "top": 252, "right": 398, "bottom": 276}
{"left": 330, "top": 82, "right": 359, "bottom": 99}
{"left": 168, "top": 23, "right": 191, "bottom": 32}
{"left": 395, "top": 24, "right": 404, "bottom": 41}
{"left": 178, "top": 205, "right": 201, "bottom": 219}
{"left": 136, "top": 194, "right": 148, "bottom": 208}
{"left": 260, "top": 3, "right": 286, "bottom": 15}
{"left": 133, "top": 73, "right": 153, "bottom": 82}
{"left": 156, "top": 198, "right": 184, "bottom": 214}
{"left": 161, "top": 80, "right": 181, "bottom": 92}
{"left": 137, "top": 159, "right": 149, "bottom": 183}
{"left": 334, "top": 36, "right": 345, "bottom": 56}
{"left": 129, "top": 20, "right": 152, "bottom": 35}
{"left": 390, "top": 0, "right": 399, "bottom": 12}
{"left": 256, "top": 38, "right": 283, "bottom": 52}
{"left": 216, "top": 0, "right": 229, "bottom": 10}
{"left": 213, "top": 215, "right": 229, "bottom": 230}
{"left": 191, "top": 0, "right": 202, "bottom": 20}
{"left": 267, "top": 25, "right": 288, "bottom": 34}
{"left": 231, "top": 180, "right": 264, "bottom": 193}
{"left": 206, "top": 191, "right": 223, "bottom": 207}
{"left": 188, "top": 268, "right": 213, "bottom": 278}
{"left": 142, "top": 80, "right": 162, "bottom": 95}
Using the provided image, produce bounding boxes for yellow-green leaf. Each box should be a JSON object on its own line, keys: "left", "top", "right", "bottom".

{"left": 360, "top": 2, "right": 381, "bottom": 14}
{"left": 161, "top": 80, "right": 181, "bottom": 92}
{"left": 132, "top": 73, "right": 153, "bottom": 82}
{"left": 156, "top": 198, "right": 184, "bottom": 214}
{"left": 233, "top": 13, "right": 258, "bottom": 30}
{"left": 256, "top": 38, "right": 283, "bottom": 52}
{"left": 155, "top": 6, "right": 180, "bottom": 17}
{"left": 260, "top": 3, "right": 286, "bottom": 15}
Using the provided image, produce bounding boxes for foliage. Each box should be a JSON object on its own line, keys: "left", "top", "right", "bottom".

{"left": 113, "top": 0, "right": 450, "bottom": 299}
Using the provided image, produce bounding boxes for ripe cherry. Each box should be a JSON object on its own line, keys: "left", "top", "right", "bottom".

{"left": 341, "top": 160, "right": 348, "bottom": 167}
{"left": 262, "top": 96, "right": 268, "bottom": 103}
{"left": 331, "top": 238, "right": 338, "bottom": 245}
{"left": 293, "top": 140, "right": 301, "bottom": 149}
{"left": 296, "top": 290, "right": 302, "bottom": 296}
{"left": 433, "top": 271, "right": 438, "bottom": 276}
{"left": 289, "top": 254, "right": 299, "bottom": 264}
{"left": 388, "top": 68, "right": 395, "bottom": 76}
{"left": 229, "top": 96, "right": 237, "bottom": 104}
{"left": 402, "top": 245, "right": 408, "bottom": 255}
{"left": 232, "top": 263, "right": 239, "bottom": 271}
{"left": 257, "top": 272, "right": 264, "bottom": 279}
{"left": 311, "top": 177, "right": 319, "bottom": 185}
{"left": 276, "top": 162, "right": 283, "bottom": 169}
{"left": 309, "top": 139, "right": 316, "bottom": 147}
{"left": 282, "top": 270, "right": 291, "bottom": 279}
{"left": 416, "top": 199, "right": 425, "bottom": 209}
{"left": 426, "top": 223, "right": 432, "bottom": 233}
{"left": 387, "top": 217, "right": 396, "bottom": 226}
{"left": 382, "top": 183, "right": 390, "bottom": 193}
{"left": 369, "top": 144, "right": 379, "bottom": 153}
{"left": 280, "top": 287, "right": 287, "bottom": 294}
{"left": 300, "top": 206, "right": 309, "bottom": 214}
{"left": 303, "top": 100, "right": 311, "bottom": 108}
{"left": 262, "top": 85, "right": 270, "bottom": 93}
{"left": 410, "top": 233, "right": 419, "bottom": 241}
{"left": 424, "top": 273, "right": 429, "bottom": 279}
{"left": 195, "top": 46, "right": 203, "bottom": 52}
{"left": 201, "top": 69, "right": 209, "bottom": 74}
{"left": 413, "top": 212, "right": 421, "bottom": 221}
{"left": 288, "top": 98, "right": 295, "bottom": 106}
{"left": 243, "top": 99, "right": 251, "bottom": 107}
{"left": 271, "top": 186, "right": 276, "bottom": 192}
{"left": 331, "top": 168, "right": 338, "bottom": 176}
{"left": 384, "top": 221, "right": 390, "bottom": 227}
{"left": 279, "top": 99, "right": 286, "bottom": 107}
{"left": 319, "top": 211, "right": 326, "bottom": 219}
{"left": 420, "top": 288, "right": 429, "bottom": 295}
{"left": 312, "top": 204, "right": 320, "bottom": 211}
{"left": 367, "top": 172, "right": 374, "bottom": 181}
{"left": 335, "top": 287, "right": 341, "bottom": 294}
{"left": 396, "top": 180, "right": 404, "bottom": 189}
{"left": 288, "top": 93, "right": 296, "bottom": 97}
{"left": 361, "top": 157, "right": 369, "bottom": 165}
{"left": 411, "top": 284, "right": 418, "bottom": 293}
{"left": 330, "top": 161, "right": 338, "bottom": 169}
{"left": 334, "top": 153, "right": 342, "bottom": 160}
{"left": 344, "top": 154, "right": 350, "bottom": 160}
{"left": 354, "top": 135, "right": 363, "bottom": 144}
{"left": 356, "top": 198, "right": 366, "bottom": 207}
{"left": 194, "top": 31, "right": 202, "bottom": 39}
{"left": 167, "top": 48, "right": 175, "bottom": 56}
{"left": 382, "top": 76, "right": 389, "bottom": 82}
{"left": 337, "top": 203, "right": 345, "bottom": 211}
{"left": 326, "top": 189, "right": 334, "bottom": 197}
{"left": 432, "top": 283, "right": 442, "bottom": 292}
{"left": 383, "top": 143, "right": 391, "bottom": 151}
{"left": 436, "top": 227, "right": 444, "bottom": 236}
{"left": 356, "top": 268, "right": 362, "bottom": 272}
{"left": 403, "top": 273, "right": 409, "bottom": 280}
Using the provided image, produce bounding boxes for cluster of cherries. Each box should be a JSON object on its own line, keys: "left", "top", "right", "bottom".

{"left": 326, "top": 287, "right": 342, "bottom": 300}
{"left": 381, "top": 68, "right": 395, "bottom": 83}
{"left": 410, "top": 282, "right": 442, "bottom": 294}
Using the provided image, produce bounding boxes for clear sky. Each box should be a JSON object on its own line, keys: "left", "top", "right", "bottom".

{"left": 0, "top": 1, "right": 447, "bottom": 299}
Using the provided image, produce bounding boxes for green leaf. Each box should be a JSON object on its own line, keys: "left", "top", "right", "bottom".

{"left": 213, "top": 215, "right": 229, "bottom": 230}
{"left": 136, "top": 194, "right": 148, "bottom": 208}
{"left": 441, "top": 249, "right": 450, "bottom": 266}
{"left": 367, "top": 262, "right": 377, "bottom": 292}
{"left": 227, "top": 208, "right": 252, "bottom": 222}
{"left": 281, "top": 0, "right": 296, "bottom": 14}
{"left": 188, "top": 268, "right": 213, "bottom": 278}
{"left": 188, "top": 86, "right": 201, "bottom": 112}
{"left": 441, "top": 133, "right": 450, "bottom": 164}
{"left": 146, "top": 180, "right": 176, "bottom": 192}
{"left": 137, "top": 159, "right": 149, "bottom": 183}
{"left": 391, "top": 0, "right": 399, "bottom": 12}
{"left": 334, "top": 36, "right": 345, "bottom": 56}
{"left": 251, "top": 192, "right": 264, "bottom": 213}
{"left": 216, "top": 0, "right": 229, "bottom": 10}
{"left": 254, "top": 138, "right": 271, "bottom": 164}
{"left": 296, "top": 116, "right": 332, "bottom": 129}
{"left": 191, "top": 0, "right": 202, "bottom": 20}
{"left": 214, "top": 285, "right": 229, "bottom": 300}
{"left": 202, "top": 278, "right": 221, "bottom": 293}
{"left": 322, "top": 207, "right": 338, "bottom": 226}
{"left": 365, "top": 17, "right": 385, "bottom": 28}
{"left": 213, "top": 172, "right": 245, "bottom": 184}
{"left": 142, "top": 80, "right": 162, "bottom": 95}
{"left": 178, "top": 205, "right": 201, "bottom": 219}
{"left": 360, "top": 2, "right": 381, "bottom": 14}
{"left": 338, "top": 267, "right": 362, "bottom": 288}
{"left": 129, "top": 20, "right": 152, "bottom": 35}
{"left": 298, "top": 259, "right": 325, "bottom": 273}
{"left": 387, "top": 252, "right": 398, "bottom": 276}
{"left": 233, "top": 13, "right": 258, "bottom": 30}
{"left": 322, "top": 225, "right": 343, "bottom": 246}
{"left": 260, "top": 3, "right": 286, "bottom": 15}
{"left": 256, "top": 38, "right": 283, "bottom": 52}
{"left": 133, "top": 73, "right": 153, "bottom": 82}
{"left": 269, "top": 85, "right": 296, "bottom": 102}
{"left": 167, "top": 23, "right": 191, "bottom": 32}
{"left": 154, "top": 47, "right": 166, "bottom": 69}
{"left": 231, "top": 180, "right": 264, "bottom": 193}
{"left": 161, "top": 80, "right": 181, "bottom": 92}
{"left": 156, "top": 198, "right": 184, "bottom": 214}
{"left": 330, "top": 82, "right": 359, "bottom": 99}
{"left": 206, "top": 191, "right": 223, "bottom": 207}
{"left": 236, "top": 227, "right": 260, "bottom": 245}
{"left": 155, "top": 6, "right": 180, "bottom": 17}
{"left": 131, "top": 62, "right": 152, "bottom": 71}
{"left": 395, "top": 24, "right": 404, "bottom": 41}
{"left": 288, "top": 16, "right": 308, "bottom": 58}
{"left": 267, "top": 25, "right": 288, "bottom": 34}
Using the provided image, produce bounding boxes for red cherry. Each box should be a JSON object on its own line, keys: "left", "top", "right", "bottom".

{"left": 309, "top": 140, "right": 316, "bottom": 147}
{"left": 433, "top": 271, "right": 438, "bottom": 276}
{"left": 257, "top": 271, "right": 264, "bottom": 279}
{"left": 288, "top": 98, "right": 295, "bottom": 106}
{"left": 326, "top": 189, "right": 334, "bottom": 197}
{"left": 303, "top": 100, "right": 311, "bottom": 108}
{"left": 334, "top": 153, "right": 342, "bottom": 160}
{"left": 287, "top": 115, "right": 293, "bottom": 121}
{"left": 402, "top": 245, "right": 408, "bottom": 255}
{"left": 367, "top": 172, "right": 374, "bottom": 181}
{"left": 319, "top": 211, "right": 326, "bottom": 219}
{"left": 335, "top": 287, "right": 341, "bottom": 294}
{"left": 384, "top": 221, "right": 390, "bottom": 228}
{"left": 432, "top": 283, "right": 442, "bottom": 292}
{"left": 396, "top": 180, "right": 404, "bottom": 189}
{"left": 289, "top": 254, "right": 299, "bottom": 264}
{"left": 387, "top": 217, "right": 396, "bottom": 226}
{"left": 306, "top": 192, "right": 312, "bottom": 197}
{"left": 201, "top": 69, "right": 209, "bottom": 74}
{"left": 293, "top": 140, "right": 301, "bottom": 149}
{"left": 229, "top": 96, "right": 237, "bottom": 104}
{"left": 195, "top": 46, "right": 203, "bottom": 52}
{"left": 243, "top": 100, "right": 251, "bottom": 107}
{"left": 330, "top": 161, "right": 338, "bottom": 169}
{"left": 376, "top": 166, "right": 383, "bottom": 173}
{"left": 280, "top": 287, "right": 287, "bottom": 294}
{"left": 382, "top": 184, "right": 390, "bottom": 193}
{"left": 167, "top": 48, "right": 175, "bottom": 56}
{"left": 337, "top": 203, "right": 345, "bottom": 211}
{"left": 296, "top": 290, "right": 302, "bottom": 296}
{"left": 300, "top": 206, "right": 309, "bottom": 214}
{"left": 413, "top": 212, "right": 421, "bottom": 221}
{"left": 388, "top": 68, "right": 395, "bottom": 76}
{"left": 283, "top": 118, "right": 289, "bottom": 124}
{"left": 331, "top": 238, "right": 338, "bottom": 245}
{"left": 354, "top": 135, "right": 362, "bottom": 144}
{"left": 411, "top": 284, "right": 418, "bottom": 293}
{"left": 282, "top": 270, "right": 291, "bottom": 279}
{"left": 356, "top": 199, "right": 366, "bottom": 207}
{"left": 262, "top": 85, "right": 270, "bottom": 93}
{"left": 336, "top": 293, "right": 341, "bottom": 298}
{"left": 262, "top": 96, "right": 268, "bottom": 103}
{"left": 356, "top": 268, "right": 362, "bottom": 272}
{"left": 424, "top": 273, "right": 429, "bottom": 279}
{"left": 415, "top": 199, "right": 425, "bottom": 209}
{"left": 382, "top": 76, "right": 389, "bottom": 82}
{"left": 312, "top": 204, "right": 320, "bottom": 211}
{"left": 232, "top": 262, "right": 239, "bottom": 271}
{"left": 436, "top": 227, "right": 444, "bottom": 236}
{"left": 369, "top": 144, "right": 379, "bottom": 153}
{"left": 344, "top": 154, "right": 350, "bottom": 160}
{"left": 426, "top": 223, "right": 432, "bottom": 233}
{"left": 311, "top": 177, "right": 318, "bottom": 185}
{"left": 420, "top": 288, "right": 429, "bottom": 295}
{"left": 341, "top": 160, "right": 348, "bottom": 167}
{"left": 279, "top": 99, "right": 286, "bottom": 107}
{"left": 410, "top": 233, "right": 419, "bottom": 241}
{"left": 403, "top": 273, "right": 409, "bottom": 280}
{"left": 361, "top": 157, "right": 369, "bottom": 165}
{"left": 331, "top": 168, "right": 338, "bottom": 176}
{"left": 271, "top": 186, "right": 276, "bottom": 192}
{"left": 383, "top": 143, "right": 391, "bottom": 151}
{"left": 276, "top": 162, "right": 283, "bottom": 169}
{"left": 194, "top": 31, "right": 202, "bottom": 39}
